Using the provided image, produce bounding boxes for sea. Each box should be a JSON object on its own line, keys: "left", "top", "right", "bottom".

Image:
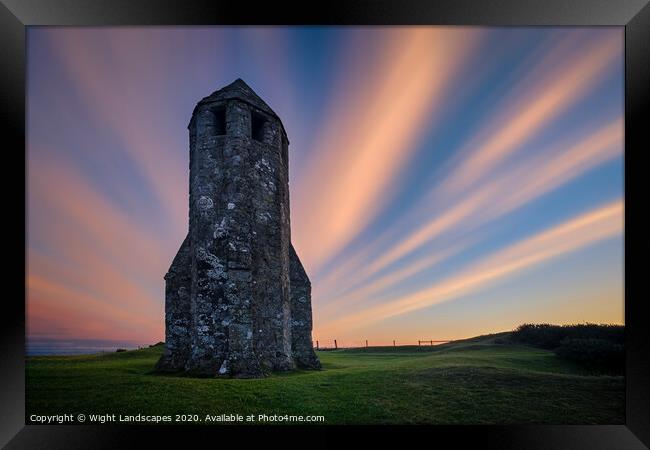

{"left": 26, "top": 338, "right": 148, "bottom": 356}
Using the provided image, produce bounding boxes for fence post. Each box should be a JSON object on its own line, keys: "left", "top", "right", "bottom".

{"left": 365, "top": 340, "right": 368, "bottom": 348}
{"left": 393, "top": 340, "right": 396, "bottom": 347}
{"left": 334, "top": 339, "right": 338, "bottom": 349}
{"left": 316, "top": 340, "right": 319, "bottom": 350}
{"left": 418, "top": 340, "right": 421, "bottom": 346}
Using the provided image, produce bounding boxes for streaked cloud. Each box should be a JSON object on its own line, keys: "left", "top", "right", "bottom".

{"left": 316, "top": 116, "right": 623, "bottom": 303}
{"left": 291, "top": 28, "right": 483, "bottom": 273}
{"left": 440, "top": 31, "right": 621, "bottom": 196}
{"left": 42, "top": 29, "right": 224, "bottom": 241}
{"left": 317, "top": 240, "right": 472, "bottom": 317}
{"left": 310, "top": 31, "right": 622, "bottom": 300}
{"left": 26, "top": 27, "right": 623, "bottom": 347}
{"left": 316, "top": 200, "right": 623, "bottom": 337}
{"left": 28, "top": 274, "right": 158, "bottom": 342}
{"left": 27, "top": 155, "right": 167, "bottom": 342}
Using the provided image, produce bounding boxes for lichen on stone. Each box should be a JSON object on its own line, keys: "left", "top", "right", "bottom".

{"left": 156, "top": 79, "right": 320, "bottom": 378}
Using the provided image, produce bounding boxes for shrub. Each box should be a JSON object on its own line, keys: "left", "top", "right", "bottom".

{"left": 511, "top": 323, "right": 624, "bottom": 349}
{"left": 554, "top": 338, "right": 624, "bottom": 373}
{"left": 115, "top": 348, "right": 127, "bottom": 352}
{"left": 511, "top": 324, "right": 563, "bottom": 349}
{"left": 510, "top": 323, "right": 624, "bottom": 373}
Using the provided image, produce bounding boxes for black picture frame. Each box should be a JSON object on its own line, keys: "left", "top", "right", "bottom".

{"left": 2, "top": 0, "right": 648, "bottom": 448}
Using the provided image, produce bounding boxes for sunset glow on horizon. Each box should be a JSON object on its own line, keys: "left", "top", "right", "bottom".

{"left": 27, "top": 27, "right": 624, "bottom": 351}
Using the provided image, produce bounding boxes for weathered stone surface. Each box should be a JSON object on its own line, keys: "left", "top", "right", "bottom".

{"left": 156, "top": 79, "right": 319, "bottom": 377}
{"left": 289, "top": 244, "right": 321, "bottom": 369}
{"left": 155, "top": 233, "right": 191, "bottom": 372}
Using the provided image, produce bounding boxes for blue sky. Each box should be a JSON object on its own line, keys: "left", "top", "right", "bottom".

{"left": 27, "top": 26, "right": 623, "bottom": 347}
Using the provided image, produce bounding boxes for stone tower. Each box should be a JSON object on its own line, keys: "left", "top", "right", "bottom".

{"left": 156, "top": 79, "right": 320, "bottom": 377}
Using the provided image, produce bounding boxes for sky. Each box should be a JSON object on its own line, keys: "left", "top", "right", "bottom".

{"left": 26, "top": 26, "right": 624, "bottom": 351}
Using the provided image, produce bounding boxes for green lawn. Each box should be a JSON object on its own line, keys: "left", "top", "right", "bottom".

{"left": 26, "top": 335, "right": 624, "bottom": 425}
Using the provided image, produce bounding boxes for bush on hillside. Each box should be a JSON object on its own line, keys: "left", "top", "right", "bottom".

{"left": 511, "top": 323, "right": 623, "bottom": 349}
{"left": 554, "top": 338, "right": 624, "bottom": 373}
{"left": 510, "top": 323, "right": 624, "bottom": 373}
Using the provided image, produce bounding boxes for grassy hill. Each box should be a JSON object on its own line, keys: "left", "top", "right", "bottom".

{"left": 26, "top": 334, "right": 624, "bottom": 425}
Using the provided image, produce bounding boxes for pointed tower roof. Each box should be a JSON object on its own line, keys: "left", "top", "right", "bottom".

{"left": 189, "top": 78, "right": 288, "bottom": 141}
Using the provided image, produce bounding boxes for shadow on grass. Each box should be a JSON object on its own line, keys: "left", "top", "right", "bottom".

{"left": 145, "top": 365, "right": 328, "bottom": 380}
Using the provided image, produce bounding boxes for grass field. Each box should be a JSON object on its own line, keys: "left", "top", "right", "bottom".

{"left": 26, "top": 334, "right": 624, "bottom": 425}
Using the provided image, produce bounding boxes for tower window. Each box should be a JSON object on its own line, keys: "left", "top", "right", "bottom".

{"left": 251, "top": 111, "right": 266, "bottom": 142}
{"left": 212, "top": 107, "right": 226, "bottom": 136}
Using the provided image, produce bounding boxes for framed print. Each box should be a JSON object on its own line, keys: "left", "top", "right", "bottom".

{"left": 2, "top": 0, "right": 649, "bottom": 448}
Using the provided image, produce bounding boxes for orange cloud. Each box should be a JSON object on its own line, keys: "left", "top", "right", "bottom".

{"left": 28, "top": 154, "right": 172, "bottom": 279}
{"left": 316, "top": 199, "right": 623, "bottom": 337}
{"left": 441, "top": 32, "right": 621, "bottom": 195}
{"left": 26, "top": 153, "right": 172, "bottom": 342}
{"left": 355, "top": 184, "right": 500, "bottom": 282}
{"left": 318, "top": 116, "right": 623, "bottom": 300}
{"left": 309, "top": 33, "right": 622, "bottom": 300}
{"left": 488, "top": 118, "right": 623, "bottom": 219}
{"left": 291, "top": 28, "right": 483, "bottom": 273}
{"left": 27, "top": 274, "right": 159, "bottom": 342}
{"left": 46, "top": 29, "right": 193, "bottom": 241}
{"left": 316, "top": 239, "right": 472, "bottom": 316}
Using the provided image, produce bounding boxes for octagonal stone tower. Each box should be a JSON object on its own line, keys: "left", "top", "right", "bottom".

{"left": 156, "top": 79, "right": 320, "bottom": 377}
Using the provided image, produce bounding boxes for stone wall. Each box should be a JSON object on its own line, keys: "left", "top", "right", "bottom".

{"left": 156, "top": 79, "right": 319, "bottom": 377}
{"left": 155, "top": 234, "right": 192, "bottom": 371}
{"left": 289, "top": 244, "right": 321, "bottom": 368}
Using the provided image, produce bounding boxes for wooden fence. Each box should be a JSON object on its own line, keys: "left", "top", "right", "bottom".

{"left": 314, "top": 339, "right": 451, "bottom": 350}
